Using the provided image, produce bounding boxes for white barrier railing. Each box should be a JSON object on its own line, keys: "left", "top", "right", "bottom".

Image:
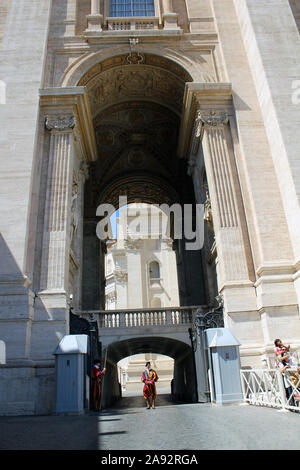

{"left": 240, "top": 368, "right": 300, "bottom": 412}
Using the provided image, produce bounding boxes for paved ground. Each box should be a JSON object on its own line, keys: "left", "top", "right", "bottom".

{"left": 0, "top": 393, "right": 300, "bottom": 451}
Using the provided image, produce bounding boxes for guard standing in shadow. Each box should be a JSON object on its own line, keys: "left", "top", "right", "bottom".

{"left": 92, "top": 359, "right": 106, "bottom": 411}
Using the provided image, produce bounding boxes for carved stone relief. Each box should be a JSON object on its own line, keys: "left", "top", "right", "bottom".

{"left": 78, "top": 53, "right": 192, "bottom": 88}
{"left": 99, "top": 179, "right": 175, "bottom": 209}
{"left": 45, "top": 115, "right": 76, "bottom": 131}
{"left": 204, "top": 188, "right": 214, "bottom": 233}
{"left": 70, "top": 176, "right": 79, "bottom": 244}
{"left": 86, "top": 65, "right": 185, "bottom": 117}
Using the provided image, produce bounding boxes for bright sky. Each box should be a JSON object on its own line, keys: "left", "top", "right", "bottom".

{"left": 110, "top": 208, "right": 119, "bottom": 239}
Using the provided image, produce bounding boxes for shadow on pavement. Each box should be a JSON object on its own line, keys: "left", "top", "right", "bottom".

{"left": 98, "top": 393, "right": 192, "bottom": 416}
{"left": 0, "top": 394, "right": 194, "bottom": 450}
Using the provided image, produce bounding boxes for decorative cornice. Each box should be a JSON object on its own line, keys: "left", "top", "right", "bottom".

{"left": 45, "top": 115, "right": 76, "bottom": 132}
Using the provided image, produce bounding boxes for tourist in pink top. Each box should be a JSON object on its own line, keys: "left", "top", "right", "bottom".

{"left": 274, "top": 338, "right": 290, "bottom": 367}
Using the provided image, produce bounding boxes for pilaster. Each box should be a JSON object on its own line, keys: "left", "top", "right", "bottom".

{"left": 161, "top": 0, "right": 180, "bottom": 30}
{"left": 125, "top": 239, "right": 144, "bottom": 309}
{"left": 178, "top": 82, "right": 260, "bottom": 359}
{"left": 86, "top": 0, "right": 103, "bottom": 32}
{"left": 198, "top": 108, "right": 257, "bottom": 314}
{"left": 30, "top": 87, "right": 97, "bottom": 361}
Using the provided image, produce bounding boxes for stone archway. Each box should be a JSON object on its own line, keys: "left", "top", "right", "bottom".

{"left": 37, "top": 52, "right": 228, "bottom": 414}
{"left": 100, "top": 335, "right": 197, "bottom": 407}
{"left": 79, "top": 52, "right": 209, "bottom": 313}
{"left": 58, "top": 47, "right": 208, "bottom": 88}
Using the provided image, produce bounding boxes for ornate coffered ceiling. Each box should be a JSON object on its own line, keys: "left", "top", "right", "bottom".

{"left": 78, "top": 53, "right": 192, "bottom": 87}
{"left": 82, "top": 54, "right": 195, "bottom": 214}
{"left": 79, "top": 53, "right": 191, "bottom": 118}
{"left": 85, "top": 100, "right": 183, "bottom": 212}
{"left": 97, "top": 174, "right": 178, "bottom": 209}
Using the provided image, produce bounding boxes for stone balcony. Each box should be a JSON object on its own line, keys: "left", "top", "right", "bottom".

{"left": 74, "top": 304, "right": 224, "bottom": 337}
{"left": 106, "top": 16, "right": 159, "bottom": 31}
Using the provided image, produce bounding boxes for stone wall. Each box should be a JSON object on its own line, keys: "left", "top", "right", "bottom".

{"left": 0, "top": 0, "right": 10, "bottom": 52}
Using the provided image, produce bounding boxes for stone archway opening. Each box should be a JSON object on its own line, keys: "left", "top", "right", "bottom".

{"left": 100, "top": 336, "right": 197, "bottom": 408}
{"left": 118, "top": 352, "right": 174, "bottom": 398}
{"left": 69, "top": 52, "right": 222, "bottom": 410}
{"left": 80, "top": 52, "right": 210, "bottom": 312}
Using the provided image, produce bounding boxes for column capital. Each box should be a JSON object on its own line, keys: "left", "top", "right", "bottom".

{"left": 45, "top": 115, "right": 76, "bottom": 132}
{"left": 196, "top": 110, "right": 229, "bottom": 129}
{"left": 177, "top": 82, "right": 232, "bottom": 159}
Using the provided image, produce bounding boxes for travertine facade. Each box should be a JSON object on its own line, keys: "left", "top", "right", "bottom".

{"left": 0, "top": 0, "right": 300, "bottom": 415}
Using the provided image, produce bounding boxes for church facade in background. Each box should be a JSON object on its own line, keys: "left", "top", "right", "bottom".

{"left": 105, "top": 203, "right": 178, "bottom": 392}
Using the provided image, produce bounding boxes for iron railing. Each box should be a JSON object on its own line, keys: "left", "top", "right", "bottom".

{"left": 240, "top": 368, "right": 300, "bottom": 412}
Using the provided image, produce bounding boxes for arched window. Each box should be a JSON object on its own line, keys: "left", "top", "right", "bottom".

{"left": 110, "top": 0, "right": 155, "bottom": 17}
{"left": 149, "top": 260, "right": 160, "bottom": 280}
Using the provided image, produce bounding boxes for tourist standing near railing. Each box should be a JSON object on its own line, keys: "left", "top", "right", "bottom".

{"left": 274, "top": 338, "right": 290, "bottom": 367}
{"left": 274, "top": 339, "right": 300, "bottom": 408}
{"left": 280, "top": 352, "right": 300, "bottom": 388}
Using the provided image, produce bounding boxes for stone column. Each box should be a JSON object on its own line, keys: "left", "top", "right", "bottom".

{"left": 161, "top": 0, "right": 180, "bottom": 30}
{"left": 63, "top": 0, "right": 77, "bottom": 36}
{"left": 33, "top": 115, "right": 76, "bottom": 360}
{"left": 196, "top": 109, "right": 257, "bottom": 323}
{"left": 86, "top": 0, "right": 103, "bottom": 32}
{"left": 40, "top": 115, "right": 75, "bottom": 293}
{"left": 82, "top": 220, "right": 100, "bottom": 310}
{"left": 125, "top": 239, "right": 143, "bottom": 308}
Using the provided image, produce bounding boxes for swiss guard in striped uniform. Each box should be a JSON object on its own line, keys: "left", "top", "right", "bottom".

{"left": 92, "top": 359, "right": 106, "bottom": 411}
{"left": 142, "top": 361, "right": 159, "bottom": 409}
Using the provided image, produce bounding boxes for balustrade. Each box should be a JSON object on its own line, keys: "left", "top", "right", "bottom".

{"left": 77, "top": 306, "right": 197, "bottom": 330}
{"left": 107, "top": 17, "right": 158, "bottom": 31}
